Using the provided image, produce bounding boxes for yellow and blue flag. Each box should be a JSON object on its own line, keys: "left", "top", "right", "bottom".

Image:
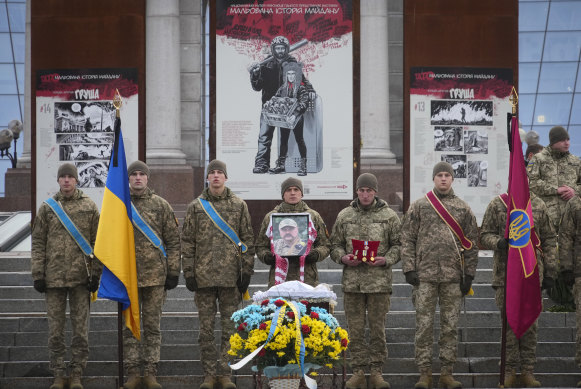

{"left": 95, "top": 116, "right": 140, "bottom": 340}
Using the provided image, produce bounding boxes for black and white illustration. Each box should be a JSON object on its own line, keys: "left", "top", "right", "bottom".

{"left": 441, "top": 154, "right": 467, "bottom": 178}
{"left": 467, "top": 161, "right": 488, "bottom": 187}
{"left": 434, "top": 127, "right": 463, "bottom": 152}
{"left": 464, "top": 130, "right": 488, "bottom": 154}
{"left": 56, "top": 133, "right": 115, "bottom": 144}
{"left": 431, "top": 100, "right": 493, "bottom": 126}
{"left": 59, "top": 144, "right": 111, "bottom": 161}
{"left": 76, "top": 161, "right": 109, "bottom": 188}
{"left": 54, "top": 101, "right": 116, "bottom": 133}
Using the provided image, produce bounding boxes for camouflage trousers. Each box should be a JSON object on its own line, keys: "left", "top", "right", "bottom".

{"left": 494, "top": 287, "right": 538, "bottom": 371}
{"left": 123, "top": 285, "right": 166, "bottom": 375}
{"left": 412, "top": 282, "right": 462, "bottom": 370}
{"left": 344, "top": 292, "right": 390, "bottom": 371}
{"left": 195, "top": 287, "right": 242, "bottom": 377}
{"left": 45, "top": 285, "right": 91, "bottom": 375}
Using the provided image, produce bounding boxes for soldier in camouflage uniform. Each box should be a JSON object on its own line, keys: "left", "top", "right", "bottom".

{"left": 527, "top": 126, "right": 581, "bottom": 231}
{"left": 31, "top": 163, "right": 101, "bottom": 389}
{"left": 481, "top": 193, "right": 557, "bottom": 387}
{"left": 272, "top": 218, "right": 307, "bottom": 256}
{"left": 557, "top": 195, "right": 581, "bottom": 388}
{"left": 122, "top": 161, "right": 181, "bottom": 389}
{"left": 330, "top": 173, "right": 401, "bottom": 389}
{"left": 256, "top": 177, "right": 329, "bottom": 287}
{"left": 182, "top": 160, "right": 255, "bottom": 389}
{"left": 401, "top": 162, "right": 479, "bottom": 389}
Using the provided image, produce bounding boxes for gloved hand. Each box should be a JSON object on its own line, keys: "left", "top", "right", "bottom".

{"left": 34, "top": 279, "right": 47, "bottom": 293}
{"left": 497, "top": 238, "right": 509, "bottom": 250}
{"left": 562, "top": 271, "right": 575, "bottom": 288}
{"left": 164, "top": 274, "right": 179, "bottom": 290}
{"left": 87, "top": 275, "right": 100, "bottom": 293}
{"left": 185, "top": 276, "right": 198, "bottom": 292}
{"left": 237, "top": 273, "right": 252, "bottom": 294}
{"left": 460, "top": 275, "right": 473, "bottom": 296}
{"left": 263, "top": 252, "right": 276, "bottom": 266}
{"left": 305, "top": 251, "right": 319, "bottom": 264}
{"left": 405, "top": 271, "right": 419, "bottom": 286}
{"left": 541, "top": 276, "right": 555, "bottom": 290}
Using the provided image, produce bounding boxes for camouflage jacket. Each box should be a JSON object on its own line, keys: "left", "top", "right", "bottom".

{"left": 272, "top": 237, "right": 307, "bottom": 256}
{"left": 329, "top": 197, "right": 401, "bottom": 293}
{"left": 131, "top": 188, "right": 181, "bottom": 287}
{"left": 181, "top": 187, "right": 255, "bottom": 288}
{"left": 401, "top": 188, "right": 478, "bottom": 283}
{"left": 31, "top": 189, "right": 101, "bottom": 287}
{"left": 558, "top": 196, "right": 581, "bottom": 276}
{"left": 256, "top": 201, "right": 330, "bottom": 288}
{"left": 480, "top": 194, "right": 557, "bottom": 287}
{"left": 527, "top": 146, "right": 581, "bottom": 229}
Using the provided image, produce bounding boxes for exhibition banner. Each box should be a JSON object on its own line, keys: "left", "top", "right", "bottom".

{"left": 409, "top": 67, "right": 513, "bottom": 223}
{"left": 214, "top": 0, "right": 355, "bottom": 199}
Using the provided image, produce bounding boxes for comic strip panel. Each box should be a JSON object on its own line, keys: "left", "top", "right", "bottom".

{"left": 75, "top": 161, "right": 109, "bottom": 189}
{"left": 59, "top": 144, "right": 112, "bottom": 161}
{"left": 431, "top": 100, "right": 493, "bottom": 126}
{"left": 54, "top": 101, "right": 116, "bottom": 134}
{"left": 56, "top": 133, "right": 115, "bottom": 144}
{"left": 434, "top": 127, "right": 463, "bottom": 152}
{"left": 441, "top": 154, "right": 467, "bottom": 178}
{"left": 464, "top": 130, "right": 488, "bottom": 154}
{"left": 468, "top": 161, "right": 488, "bottom": 187}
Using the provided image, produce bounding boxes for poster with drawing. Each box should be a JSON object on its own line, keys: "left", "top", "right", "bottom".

{"left": 35, "top": 68, "right": 139, "bottom": 210}
{"left": 214, "top": 0, "right": 355, "bottom": 199}
{"left": 409, "top": 67, "right": 513, "bottom": 223}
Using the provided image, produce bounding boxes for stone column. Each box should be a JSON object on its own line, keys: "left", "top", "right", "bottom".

{"left": 19, "top": 0, "right": 31, "bottom": 167}
{"left": 146, "top": 0, "right": 187, "bottom": 165}
{"left": 360, "top": 0, "right": 396, "bottom": 166}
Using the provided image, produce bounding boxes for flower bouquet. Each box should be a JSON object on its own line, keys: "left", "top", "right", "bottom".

{"left": 228, "top": 298, "right": 349, "bottom": 388}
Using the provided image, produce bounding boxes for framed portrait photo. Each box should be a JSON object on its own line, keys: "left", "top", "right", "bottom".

{"left": 270, "top": 213, "right": 312, "bottom": 257}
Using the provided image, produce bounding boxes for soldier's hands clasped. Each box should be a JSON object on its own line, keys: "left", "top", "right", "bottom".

{"left": 404, "top": 271, "right": 419, "bottom": 286}
{"left": 164, "top": 275, "right": 179, "bottom": 290}
{"left": 185, "top": 276, "right": 198, "bottom": 292}
{"left": 33, "top": 279, "right": 47, "bottom": 293}
{"left": 460, "top": 275, "right": 473, "bottom": 296}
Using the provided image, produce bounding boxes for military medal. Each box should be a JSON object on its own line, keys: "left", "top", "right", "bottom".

{"left": 351, "top": 239, "right": 381, "bottom": 262}
{"left": 362, "top": 241, "right": 368, "bottom": 262}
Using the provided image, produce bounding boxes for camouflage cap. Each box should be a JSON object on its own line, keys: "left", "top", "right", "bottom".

{"left": 57, "top": 163, "right": 78, "bottom": 181}
{"left": 128, "top": 160, "right": 150, "bottom": 177}
{"left": 356, "top": 173, "right": 378, "bottom": 191}
{"left": 549, "top": 126, "right": 569, "bottom": 145}
{"left": 281, "top": 177, "right": 303, "bottom": 198}
{"left": 207, "top": 159, "right": 227, "bottom": 178}
{"left": 279, "top": 218, "right": 298, "bottom": 229}
{"left": 433, "top": 161, "right": 454, "bottom": 179}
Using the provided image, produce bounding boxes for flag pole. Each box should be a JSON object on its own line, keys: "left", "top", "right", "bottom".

{"left": 499, "top": 87, "right": 519, "bottom": 388}
{"left": 112, "top": 90, "right": 124, "bottom": 389}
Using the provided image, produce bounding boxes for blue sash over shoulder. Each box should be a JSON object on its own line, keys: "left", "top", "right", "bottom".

{"left": 44, "top": 197, "right": 94, "bottom": 257}
{"left": 131, "top": 203, "right": 167, "bottom": 257}
{"left": 198, "top": 198, "right": 248, "bottom": 253}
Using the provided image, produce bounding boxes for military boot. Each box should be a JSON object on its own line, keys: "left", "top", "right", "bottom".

{"left": 369, "top": 367, "right": 391, "bottom": 388}
{"left": 503, "top": 368, "right": 518, "bottom": 388}
{"left": 268, "top": 157, "right": 286, "bottom": 174}
{"left": 216, "top": 376, "right": 236, "bottom": 389}
{"left": 520, "top": 370, "right": 541, "bottom": 388}
{"left": 438, "top": 367, "right": 461, "bottom": 389}
{"left": 414, "top": 368, "right": 432, "bottom": 389}
{"left": 49, "top": 375, "right": 66, "bottom": 389}
{"left": 69, "top": 371, "right": 84, "bottom": 389}
{"left": 346, "top": 369, "right": 367, "bottom": 389}
{"left": 297, "top": 158, "right": 307, "bottom": 176}
{"left": 143, "top": 374, "right": 162, "bottom": 389}
{"left": 253, "top": 160, "right": 269, "bottom": 174}
{"left": 123, "top": 373, "right": 142, "bottom": 389}
{"left": 200, "top": 376, "right": 216, "bottom": 389}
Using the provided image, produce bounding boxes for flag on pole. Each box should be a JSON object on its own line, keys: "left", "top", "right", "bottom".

{"left": 95, "top": 115, "right": 140, "bottom": 340}
{"left": 504, "top": 114, "right": 542, "bottom": 339}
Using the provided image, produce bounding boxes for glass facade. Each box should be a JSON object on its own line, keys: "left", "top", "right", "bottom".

{"left": 519, "top": 0, "right": 581, "bottom": 156}
{"left": 0, "top": 0, "right": 25, "bottom": 196}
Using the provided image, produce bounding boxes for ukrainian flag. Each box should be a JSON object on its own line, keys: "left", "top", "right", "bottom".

{"left": 95, "top": 116, "right": 140, "bottom": 340}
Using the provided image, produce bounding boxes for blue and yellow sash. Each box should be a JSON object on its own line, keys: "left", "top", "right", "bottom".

{"left": 198, "top": 198, "right": 248, "bottom": 253}
{"left": 44, "top": 197, "right": 94, "bottom": 257}
{"left": 131, "top": 203, "right": 167, "bottom": 257}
